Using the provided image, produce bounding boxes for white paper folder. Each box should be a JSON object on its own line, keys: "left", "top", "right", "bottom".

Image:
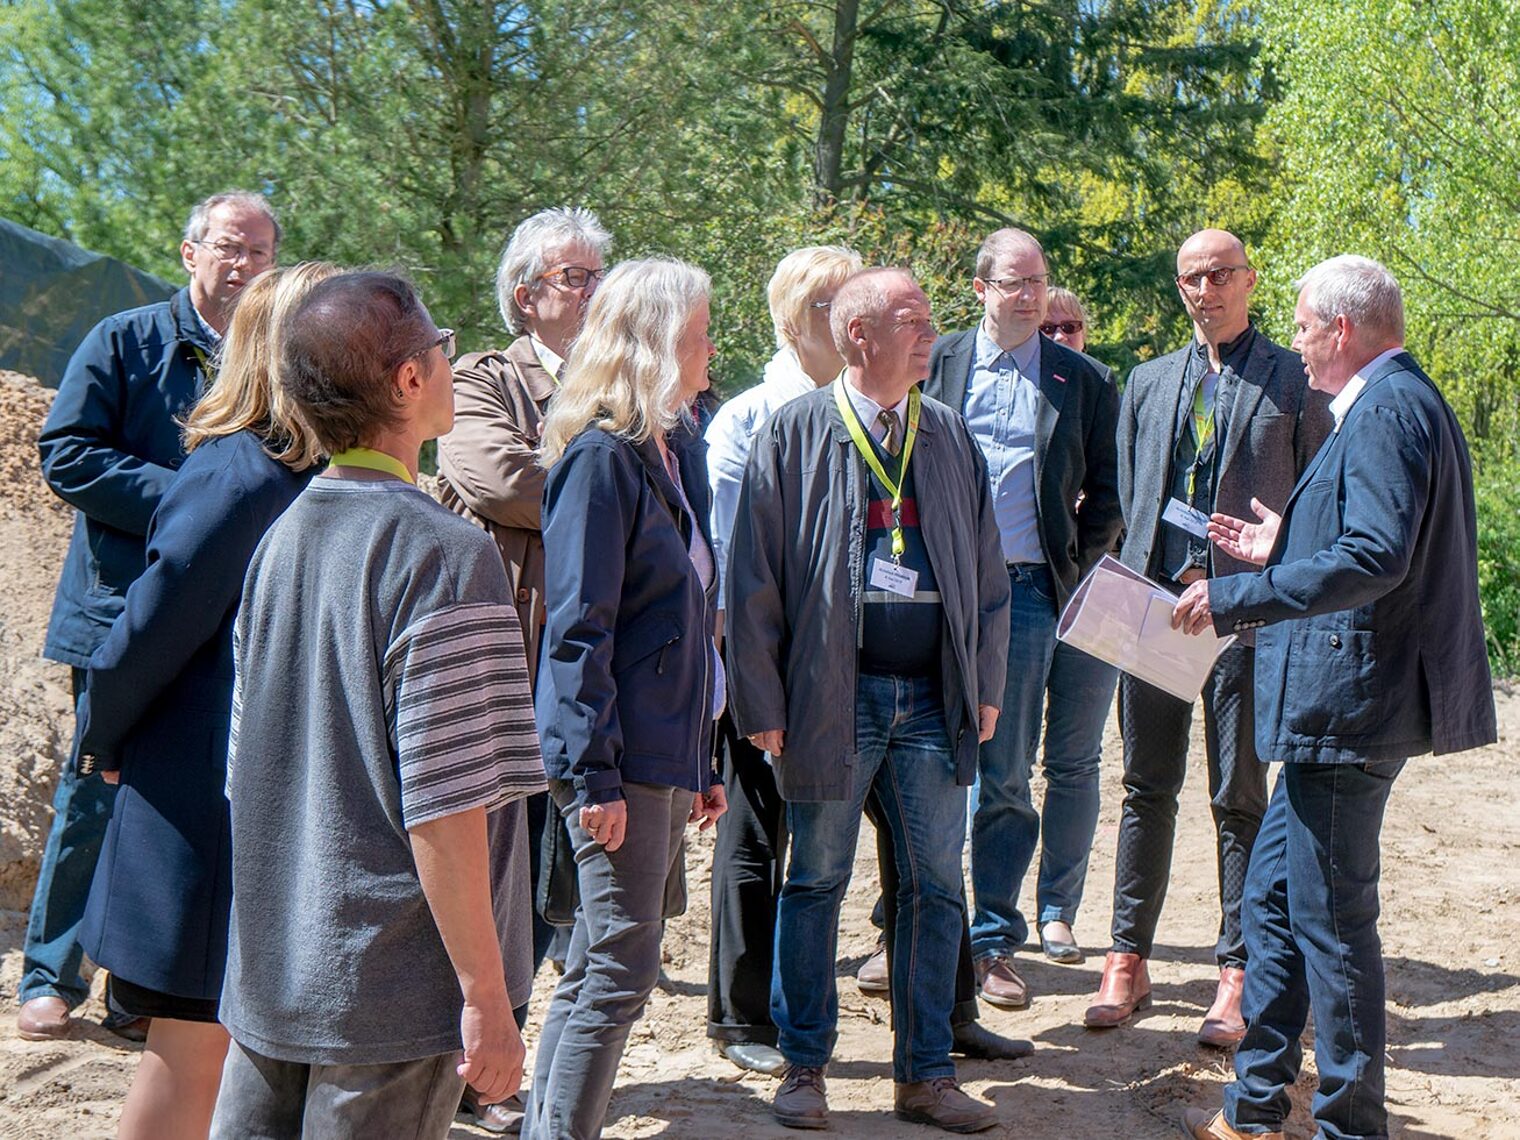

{"left": 1055, "top": 554, "right": 1237, "bottom": 703}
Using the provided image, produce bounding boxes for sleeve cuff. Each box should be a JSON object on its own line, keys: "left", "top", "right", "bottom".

{"left": 575, "top": 770, "right": 625, "bottom": 805}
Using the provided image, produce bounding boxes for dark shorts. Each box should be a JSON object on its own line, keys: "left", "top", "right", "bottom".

{"left": 108, "top": 973, "right": 220, "bottom": 1024}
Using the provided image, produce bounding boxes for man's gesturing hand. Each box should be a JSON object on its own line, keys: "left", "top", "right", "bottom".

{"left": 748, "top": 729, "right": 785, "bottom": 755}
{"left": 457, "top": 996, "right": 525, "bottom": 1105}
{"left": 579, "top": 799, "right": 628, "bottom": 852}
{"left": 1209, "top": 497, "right": 1281, "bottom": 567}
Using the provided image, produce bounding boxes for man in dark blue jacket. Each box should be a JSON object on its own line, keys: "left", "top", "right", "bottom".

{"left": 18, "top": 191, "right": 279, "bottom": 1042}
{"left": 1173, "top": 256, "right": 1497, "bottom": 1140}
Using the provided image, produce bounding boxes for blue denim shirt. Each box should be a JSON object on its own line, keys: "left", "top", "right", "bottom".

{"left": 962, "top": 323, "right": 1044, "bottom": 565}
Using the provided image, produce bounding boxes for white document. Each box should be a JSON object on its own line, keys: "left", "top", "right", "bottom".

{"left": 1056, "top": 554, "right": 1237, "bottom": 702}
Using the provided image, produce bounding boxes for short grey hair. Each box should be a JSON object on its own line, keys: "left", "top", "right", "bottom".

{"left": 184, "top": 191, "right": 281, "bottom": 250}
{"left": 495, "top": 207, "right": 613, "bottom": 335}
{"left": 975, "top": 227, "right": 1044, "bottom": 280}
{"left": 1294, "top": 255, "right": 1405, "bottom": 344}
{"left": 829, "top": 267, "right": 910, "bottom": 359}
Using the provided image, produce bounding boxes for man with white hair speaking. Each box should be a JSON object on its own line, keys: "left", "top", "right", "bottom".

{"left": 1173, "top": 256, "right": 1497, "bottom": 1140}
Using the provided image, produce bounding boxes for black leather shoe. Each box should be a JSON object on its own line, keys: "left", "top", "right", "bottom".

{"left": 100, "top": 1010, "right": 150, "bottom": 1043}
{"left": 720, "top": 1040, "right": 788, "bottom": 1075}
{"left": 951, "top": 1021, "right": 1034, "bottom": 1060}
{"left": 1038, "top": 921, "right": 1083, "bottom": 964}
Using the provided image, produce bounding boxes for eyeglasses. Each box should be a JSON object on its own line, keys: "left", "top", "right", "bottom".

{"left": 982, "top": 273, "right": 1049, "bottom": 294}
{"left": 1040, "top": 321, "right": 1084, "bottom": 337}
{"left": 1176, "top": 265, "right": 1250, "bottom": 292}
{"left": 536, "top": 265, "right": 604, "bottom": 290}
{"left": 422, "top": 328, "right": 456, "bottom": 360}
{"left": 193, "top": 239, "right": 274, "bottom": 268}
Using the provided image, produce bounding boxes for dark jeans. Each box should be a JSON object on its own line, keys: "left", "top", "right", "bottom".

{"left": 707, "top": 713, "right": 787, "bottom": 1045}
{"left": 1110, "top": 641, "right": 1267, "bottom": 967}
{"left": 19, "top": 667, "right": 116, "bottom": 1008}
{"left": 1224, "top": 760, "right": 1405, "bottom": 1140}
{"left": 527, "top": 780, "right": 688, "bottom": 1140}
{"left": 773, "top": 673, "right": 964, "bottom": 1083}
{"left": 210, "top": 1040, "right": 464, "bottom": 1140}
{"left": 970, "top": 564, "right": 1119, "bottom": 957}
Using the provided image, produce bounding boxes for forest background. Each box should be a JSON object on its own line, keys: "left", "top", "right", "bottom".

{"left": 2, "top": 0, "right": 1516, "bottom": 672}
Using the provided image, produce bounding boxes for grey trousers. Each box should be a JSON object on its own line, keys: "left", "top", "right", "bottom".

{"left": 525, "top": 780, "right": 688, "bottom": 1140}
{"left": 209, "top": 1039, "right": 464, "bottom": 1140}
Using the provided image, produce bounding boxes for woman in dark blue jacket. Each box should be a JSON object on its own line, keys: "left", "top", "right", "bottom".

{"left": 527, "top": 258, "right": 728, "bottom": 1140}
{"left": 76, "top": 263, "right": 335, "bottom": 1140}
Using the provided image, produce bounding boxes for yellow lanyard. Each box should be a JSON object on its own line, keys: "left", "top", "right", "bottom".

{"left": 329, "top": 447, "right": 415, "bottom": 485}
{"left": 833, "top": 378, "right": 920, "bottom": 562}
{"left": 1187, "top": 375, "right": 1218, "bottom": 501}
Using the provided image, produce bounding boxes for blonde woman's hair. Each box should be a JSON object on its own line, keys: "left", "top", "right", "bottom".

{"left": 767, "top": 245, "right": 863, "bottom": 351}
{"left": 1046, "top": 286, "right": 1092, "bottom": 328}
{"left": 182, "top": 261, "right": 341, "bottom": 469}
{"left": 539, "top": 257, "right": 711, "bottom": 467}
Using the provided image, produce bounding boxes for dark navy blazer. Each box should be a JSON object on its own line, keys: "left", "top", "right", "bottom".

{"left": 1210, "top": 353, "right": 1497, "bottom": 763}
{"left": 39, "top": 287, "right": 215, "bottom": 667}
{"left": 536, "top": 422, "right": 719, "bottom": 807}
{"left": 78, "top": 429, "right": 313, "bottom": 999}
{"left": 925, "top": 330, "right": 1122, "bottom": 613}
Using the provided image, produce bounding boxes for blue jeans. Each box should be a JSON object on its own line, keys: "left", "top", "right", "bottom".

{"left": 1224, "top": 760, "right": 1405, "bottom": 1140}
{"left": 773, "top": 673, "right": 965, "bottom": 1083}
{"left": 970, "top": 565, "right": 1117, "bottom": 958}
{"left": 19, "top": 668, "right": 117, "bottom": 1008}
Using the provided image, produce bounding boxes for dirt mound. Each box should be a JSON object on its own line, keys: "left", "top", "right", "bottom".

{"left": 0, "top": 371, "right": 75, "bottom": 910}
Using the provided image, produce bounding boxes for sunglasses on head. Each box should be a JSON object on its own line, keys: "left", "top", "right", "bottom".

{"left": 1040, "top": 320, "right": 1084, "bottom": 337}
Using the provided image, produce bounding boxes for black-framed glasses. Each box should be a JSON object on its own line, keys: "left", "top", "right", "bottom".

{"left": 982, "top": 273, "right": 1049, "bottom": 294}
{"left": 1176, "top": 265, "right": 1250, "bottom": 292}
{"left": 193, "top": 238, "right": 274, "bottom": 267}
{"left": 537, "top": 265, "right": 604, "bottom": 290}
{"left": 1040, "top": 320, "right": 1084, "bottom": 337}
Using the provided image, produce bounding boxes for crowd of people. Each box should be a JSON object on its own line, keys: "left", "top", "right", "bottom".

{"left": 13, "top": 190, "right": 1496, "bottom": 1140}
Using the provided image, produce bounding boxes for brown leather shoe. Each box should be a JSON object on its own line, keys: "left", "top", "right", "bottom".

{"left": 857, "top": 936, "right": 889, "bottom": 994}
{"left": 774, "top": 1064, "right": 829, "bottom": 1130}
{"left": 17, "top": 996, "right": 70, "bottom": 1041}
{"left": 1198, "top": 966, "right": 1247, "bottom": 1047}
{"left": 1083, "top": 951, "right": 1151, "bottom": 1028}
{"left": 973, "top": 954, "right": 1029, "bottom": 1009}
{"left": 1178, "top": 1106, "right": 1284, "bottom": 1140}
{"left": 894, "top": 1076, "right": 997, "bottom": 1134}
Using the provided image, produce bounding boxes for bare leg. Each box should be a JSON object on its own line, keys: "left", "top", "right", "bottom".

{"left": 118, "top": 1017, "right": 230, "bottom": 1140}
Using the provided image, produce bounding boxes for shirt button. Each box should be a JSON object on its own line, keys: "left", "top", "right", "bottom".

{"left": 1329, "top": 633, "right": 1342, "bottom": 649}
{"left": 516, "top": 588, "right": 530, "bottom": 604}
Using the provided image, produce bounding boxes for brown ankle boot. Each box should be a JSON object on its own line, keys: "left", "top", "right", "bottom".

{"left": 1198, "top": 966, "right": 1247, "bottom": 1047}
{"left": 1083, "top": 951, "right": 1151, "bottom": 1028}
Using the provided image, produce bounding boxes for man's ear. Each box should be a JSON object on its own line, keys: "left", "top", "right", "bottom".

{"left": 514, "top": 282, "right": 535, "bottom": 323}
{"left": 180, "top": 240, "right": 198, "bottom": 277}
{"left": 393, "top": 357, "right": 423, "bottom": 400}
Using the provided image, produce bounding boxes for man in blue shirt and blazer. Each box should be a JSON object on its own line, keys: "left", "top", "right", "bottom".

{"left": 1174, "top": 255, "right": 1497, "bottom": 1140}
{"left": 18, "top": 191, "right": 279, "bottom": 1043}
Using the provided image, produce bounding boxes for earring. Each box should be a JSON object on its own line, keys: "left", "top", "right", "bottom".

{"left": 394, "top": 387, "right": 405, "bottom": 399}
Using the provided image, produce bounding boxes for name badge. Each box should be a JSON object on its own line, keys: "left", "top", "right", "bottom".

{"left": 1162, "top": 497, "right": 1210, "bottom": 541}
{"left": 869, "top": 557, "right": 919, "bottom": 598}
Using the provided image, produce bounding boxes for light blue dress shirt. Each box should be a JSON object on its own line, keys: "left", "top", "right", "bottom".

{"left": 962, "top": 324, "right": 1045, "bottom": 564}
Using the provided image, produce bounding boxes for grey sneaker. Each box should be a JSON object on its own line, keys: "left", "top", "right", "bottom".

{"left": 774, "top": 1064, "right": 829, "bottom": 1130}
{"left": 894, "top": 1077, "right": 997, "bottom": 1134}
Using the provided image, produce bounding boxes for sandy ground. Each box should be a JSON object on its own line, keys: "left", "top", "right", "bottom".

{"left": 1, "top": 367, "right": 1517, "bottom": 1137}
{"left": 1, "top": 690, "right": 1516, "bottom": 1138}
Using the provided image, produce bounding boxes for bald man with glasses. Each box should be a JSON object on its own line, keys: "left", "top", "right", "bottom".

{"left": 1084, "top": 229, "right": 1330, "bottom": 1047}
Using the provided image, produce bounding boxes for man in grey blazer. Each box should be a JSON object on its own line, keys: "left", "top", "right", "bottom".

{"left": 1085, "top": 229, "right": 1330, "bottom": 1045}
{"left": 923, "top": 227, "right": 1122, "bottom": 1005}
{"left": 1174, "top": 255, "right": 1495, "bottom": 1140}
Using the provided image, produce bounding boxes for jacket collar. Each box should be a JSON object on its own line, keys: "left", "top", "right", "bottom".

{"left": 170, "top": 287, "right": 220, "bottom": 356}
{"left": 506, "top": 336, "right": 559, "bottom": 404}
{"left": 1215, "top": 328, "right": 1279, "bottom": 477}
{"left": 826, "top": 377, "right": 939, "bottom": 446}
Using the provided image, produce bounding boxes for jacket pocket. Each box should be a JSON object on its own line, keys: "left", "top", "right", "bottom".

{"left": 1282, "top": 627, "right": 1381, "bottom": 738}
{"left": 612, "top": 610, "right": 683, "bottom": 675}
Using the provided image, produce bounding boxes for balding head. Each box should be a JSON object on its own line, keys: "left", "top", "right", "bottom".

{"left": 1175, "top": 228, "right": 1256, "bottom": 345}
{"left": 831, "top": 268, "right": 936, "bottom": 401}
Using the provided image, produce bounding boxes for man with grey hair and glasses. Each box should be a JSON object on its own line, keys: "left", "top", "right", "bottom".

{"left": 436, "top": 205, "right": 608, "bottom": 1131}
{"left": 19, "top": 191, "right": 278, "bottom": 1045}
{"left": 1173, "top": 255, "right": 1495, "bottom": 1140}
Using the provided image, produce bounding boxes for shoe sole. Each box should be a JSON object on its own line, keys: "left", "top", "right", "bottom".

{"left": 894, "top": 1108, "right": 998, "bottom": 1134}
{"left": 976, "top": 988, "right": 1030, "bottom": 1011}
{"left": 17, "top": 1027, "right": 70, "bottom": 1042}
{"left": 857, "top": 977, "right": 890, "bottom": 994}
{"left": 1083, "top": 991, "right": 1153, "bottom": 1028}
{"left": 1043, "top": 947, "right": 1083, "bottom": 965}
{"left": 773, "top": 1111, "right": 830, "bottom": 1131}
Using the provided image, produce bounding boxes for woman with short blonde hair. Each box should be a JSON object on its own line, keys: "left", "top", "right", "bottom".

{"left": 530, "top": 257, "right": 729, "bottom": 1138}
{"left": 76, "top": 262, "right": 336, "bottom": 1140}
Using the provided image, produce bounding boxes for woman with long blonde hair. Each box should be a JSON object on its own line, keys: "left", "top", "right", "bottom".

{"left": 75, "top": 262, "right": 335, "bottom": 1140}
{"left": 529, "top": 258, "right": 728, "bottom": 1139}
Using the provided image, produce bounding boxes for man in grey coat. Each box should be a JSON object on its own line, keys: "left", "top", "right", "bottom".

{"left": 727, "top": 268, "right": 1010, "bottom": 1135}
{"left": 1086, "top": 229, "right": 1331, "bottom": 1046}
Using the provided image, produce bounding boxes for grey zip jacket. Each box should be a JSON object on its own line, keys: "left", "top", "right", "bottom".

{"left": 725, "top": 384, "right": 1011, "bottom": 802}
